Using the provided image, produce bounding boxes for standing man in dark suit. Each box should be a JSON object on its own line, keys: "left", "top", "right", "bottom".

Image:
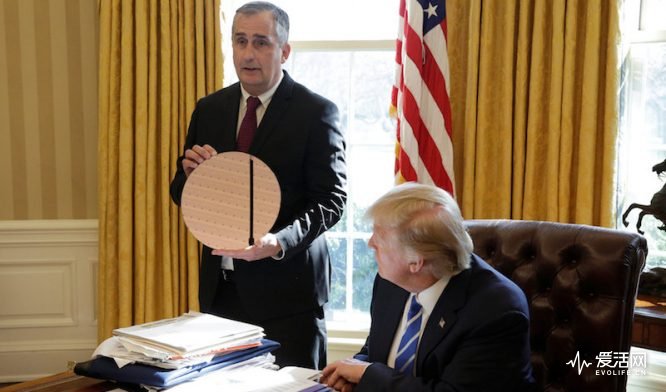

{"left": 169, "top": 1, "right": 346, "bottom": 370}
{"left": 321, "top": 183, "right": 534, "bottom": 391}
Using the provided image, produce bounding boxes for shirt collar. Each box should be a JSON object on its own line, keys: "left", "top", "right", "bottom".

{"left": 415, "top": 275, "right": 450, "bottom": 316}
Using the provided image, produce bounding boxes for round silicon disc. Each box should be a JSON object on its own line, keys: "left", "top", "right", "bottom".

{"left": 181, "top": 151, "right": 281, "bottom": 249}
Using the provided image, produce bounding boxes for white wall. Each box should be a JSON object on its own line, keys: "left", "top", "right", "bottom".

{"left": 0, "top": 220, "right": 363, "bottom": 382}
{"left": 0, "top": 220, "right": 98, "bottom": 382}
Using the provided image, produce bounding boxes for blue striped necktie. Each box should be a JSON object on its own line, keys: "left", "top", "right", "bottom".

{"left": 395, "top": 294, "right": 423, "bottom": 375}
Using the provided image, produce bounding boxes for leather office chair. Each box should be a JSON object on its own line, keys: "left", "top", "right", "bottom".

{"left": 465, "top": 220, "right": 647, "bottom": 392}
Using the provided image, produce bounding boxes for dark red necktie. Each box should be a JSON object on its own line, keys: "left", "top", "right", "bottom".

{"left": 236, "top": 96, "right": 261, "bottom": 152}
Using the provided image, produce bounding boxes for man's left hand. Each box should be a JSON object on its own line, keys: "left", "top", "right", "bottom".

{"left": 211, "top": 233, "right": 282, "bottom": 261}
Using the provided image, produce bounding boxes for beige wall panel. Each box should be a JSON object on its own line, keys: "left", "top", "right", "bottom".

{"left": 4, "top": 0, "right": 29, "bottom": 219}
{"left": 79, "top": 0, "right": 99, "bottom": 217}
{"left": 36, "top": 0, "right": 58, "bottom": 219}
{"left": 50, "top": 0, "right": 75, "bottom": 219}
{"left": 0, "top": 2, "right": 14, "bottom": 216}
{"left": 0, "top": 260, "right": 74, "bottom": 328}
{"left": 0, "top": 0, "right": 98, "bottom": 220}
{"left": 18, "top": 0, "right": 44, "bottom": 219}
{"left": 63, "top": 0, "right": 88, "bottom": 219}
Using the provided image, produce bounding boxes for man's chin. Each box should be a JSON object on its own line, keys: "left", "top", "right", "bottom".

{"left": 239, "top": 78, "right": 264, "bottom": 91}
{"left": 239, "top": 70, "right": 261, "bottom": 81}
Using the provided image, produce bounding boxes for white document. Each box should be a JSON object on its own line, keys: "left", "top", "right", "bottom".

{"left": 279, "top": 366, "right": 323, "bottom": 382}
{"left": 112, "top": 311, "right": 263, "bottom": 356}
{"left": 93, "top": 336, "right": 218, "bottom": 370}
{"left": 164, "top": 366, "right": 328, "bottom": 392}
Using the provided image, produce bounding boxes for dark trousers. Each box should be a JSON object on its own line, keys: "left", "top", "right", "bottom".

{"left": 210, "top": 271, "right": 327, "bottom": 370}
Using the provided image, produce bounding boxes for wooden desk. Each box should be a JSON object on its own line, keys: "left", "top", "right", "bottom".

{"left": 0, "top": 371, "right": 116, "bottom": 392}
{"left": 633, "top": 295, "right": 666, "bottom": 351}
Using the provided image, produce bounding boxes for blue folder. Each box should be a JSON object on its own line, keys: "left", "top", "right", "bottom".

{"left": 74, "top": 339, "right": 280, "bottom": 388}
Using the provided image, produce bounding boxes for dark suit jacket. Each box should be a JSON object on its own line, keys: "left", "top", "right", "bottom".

{"left": 355, "top": 255, "right": 535, "bottom": 391}
{"left": 170, "top": 71, "right": 347, "bottom": 321}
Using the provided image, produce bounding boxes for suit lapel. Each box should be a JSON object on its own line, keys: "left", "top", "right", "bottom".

{"left": 373, "top": 277, "right": 410, "bottom": 363}
{"left": 416, "top": 260, "right": 475, "bottom": 373}
{"left": 249, "top": 72, "right": 293, "bottom": 154}
{"left": 221, "top": 84, "right": 241, "bottom": 151}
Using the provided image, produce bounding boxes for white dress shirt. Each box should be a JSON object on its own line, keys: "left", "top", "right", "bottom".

{"left": 220, "top": 72, "right": 284, "bottom": 270}
{"left": 387, "top": 275, "right": 451, "bottom": 368}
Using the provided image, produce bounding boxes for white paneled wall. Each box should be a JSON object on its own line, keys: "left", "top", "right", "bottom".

{"left": 0, "top": 220, "right": 98, "bottom": 382}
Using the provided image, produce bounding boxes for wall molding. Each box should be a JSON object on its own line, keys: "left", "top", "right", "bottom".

{"left": 0, "top": 219, "right": 98, "bottom": 245}
{"left": 0, "top": 258, "right": 76, "bottom": 329}
{"left": 0, "top": 339, "right": 97, "bottom": 353}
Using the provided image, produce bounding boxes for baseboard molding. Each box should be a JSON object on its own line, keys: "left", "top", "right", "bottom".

{"left": 0, "top": 346, "right": 95, "bottom": 383}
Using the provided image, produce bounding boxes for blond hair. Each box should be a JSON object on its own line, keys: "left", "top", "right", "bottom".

{"left": 366, "top": 183, "right": 472, "bottom": 277}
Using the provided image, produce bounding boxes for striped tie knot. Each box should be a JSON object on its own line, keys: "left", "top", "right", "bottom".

{"left": 395, "top": 294, "right": 423, "bottom": 375}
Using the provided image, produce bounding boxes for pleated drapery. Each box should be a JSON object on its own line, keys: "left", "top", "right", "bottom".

{"left": 448, "top": 0, "right": 619, "bottom": 227}
{"left": 97, "top": 0, "right": 222, "bottom": 341}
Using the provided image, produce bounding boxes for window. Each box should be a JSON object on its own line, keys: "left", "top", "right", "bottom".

{"left": 285, "top": 49, "right": 395, "bottom": 327}
{"left": 617, "top": 0, "right": 666, "bottom": 269}
{"left": 221, "top": 1, "right": 398, "bottom": 328}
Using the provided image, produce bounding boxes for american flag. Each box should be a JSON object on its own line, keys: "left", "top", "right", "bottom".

{"left": 391, "top": 0, "right": 455, "bottom": 194}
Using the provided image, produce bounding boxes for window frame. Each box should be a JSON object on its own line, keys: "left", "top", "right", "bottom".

{"left": 286, "top": 39, "right": 395, "bottom": 334}
{"left": 616, "top": 0, "right": 666, "bottom": 270}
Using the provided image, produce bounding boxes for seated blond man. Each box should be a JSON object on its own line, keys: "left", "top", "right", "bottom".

{"left": 321, "top": 183, "right": 535, "bottom": 391}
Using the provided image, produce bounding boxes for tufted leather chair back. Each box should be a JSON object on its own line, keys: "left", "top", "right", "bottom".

{"left": 465, "top": 219, "right": 647, "bottom": 392}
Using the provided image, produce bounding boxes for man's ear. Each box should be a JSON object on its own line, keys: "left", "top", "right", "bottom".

{"left": 281, "top": 42, "right": 291, "bottom": 63}
{"left": 408, "top": 258, "right": 424, "bottom": 273}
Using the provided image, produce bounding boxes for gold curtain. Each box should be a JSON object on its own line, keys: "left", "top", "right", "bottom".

{"left": 97, "top": 0, "right": 223, "bottom": 341}
{"left": 448, "top": 0, "right": 619, "bottom": 226}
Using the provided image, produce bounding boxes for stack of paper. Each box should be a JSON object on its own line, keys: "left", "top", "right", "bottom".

{"left": 107, "top": 311, "right": 265, "bottom": 369}
{"left": 75, "top": 312, "right": 281, "bottom": 389}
